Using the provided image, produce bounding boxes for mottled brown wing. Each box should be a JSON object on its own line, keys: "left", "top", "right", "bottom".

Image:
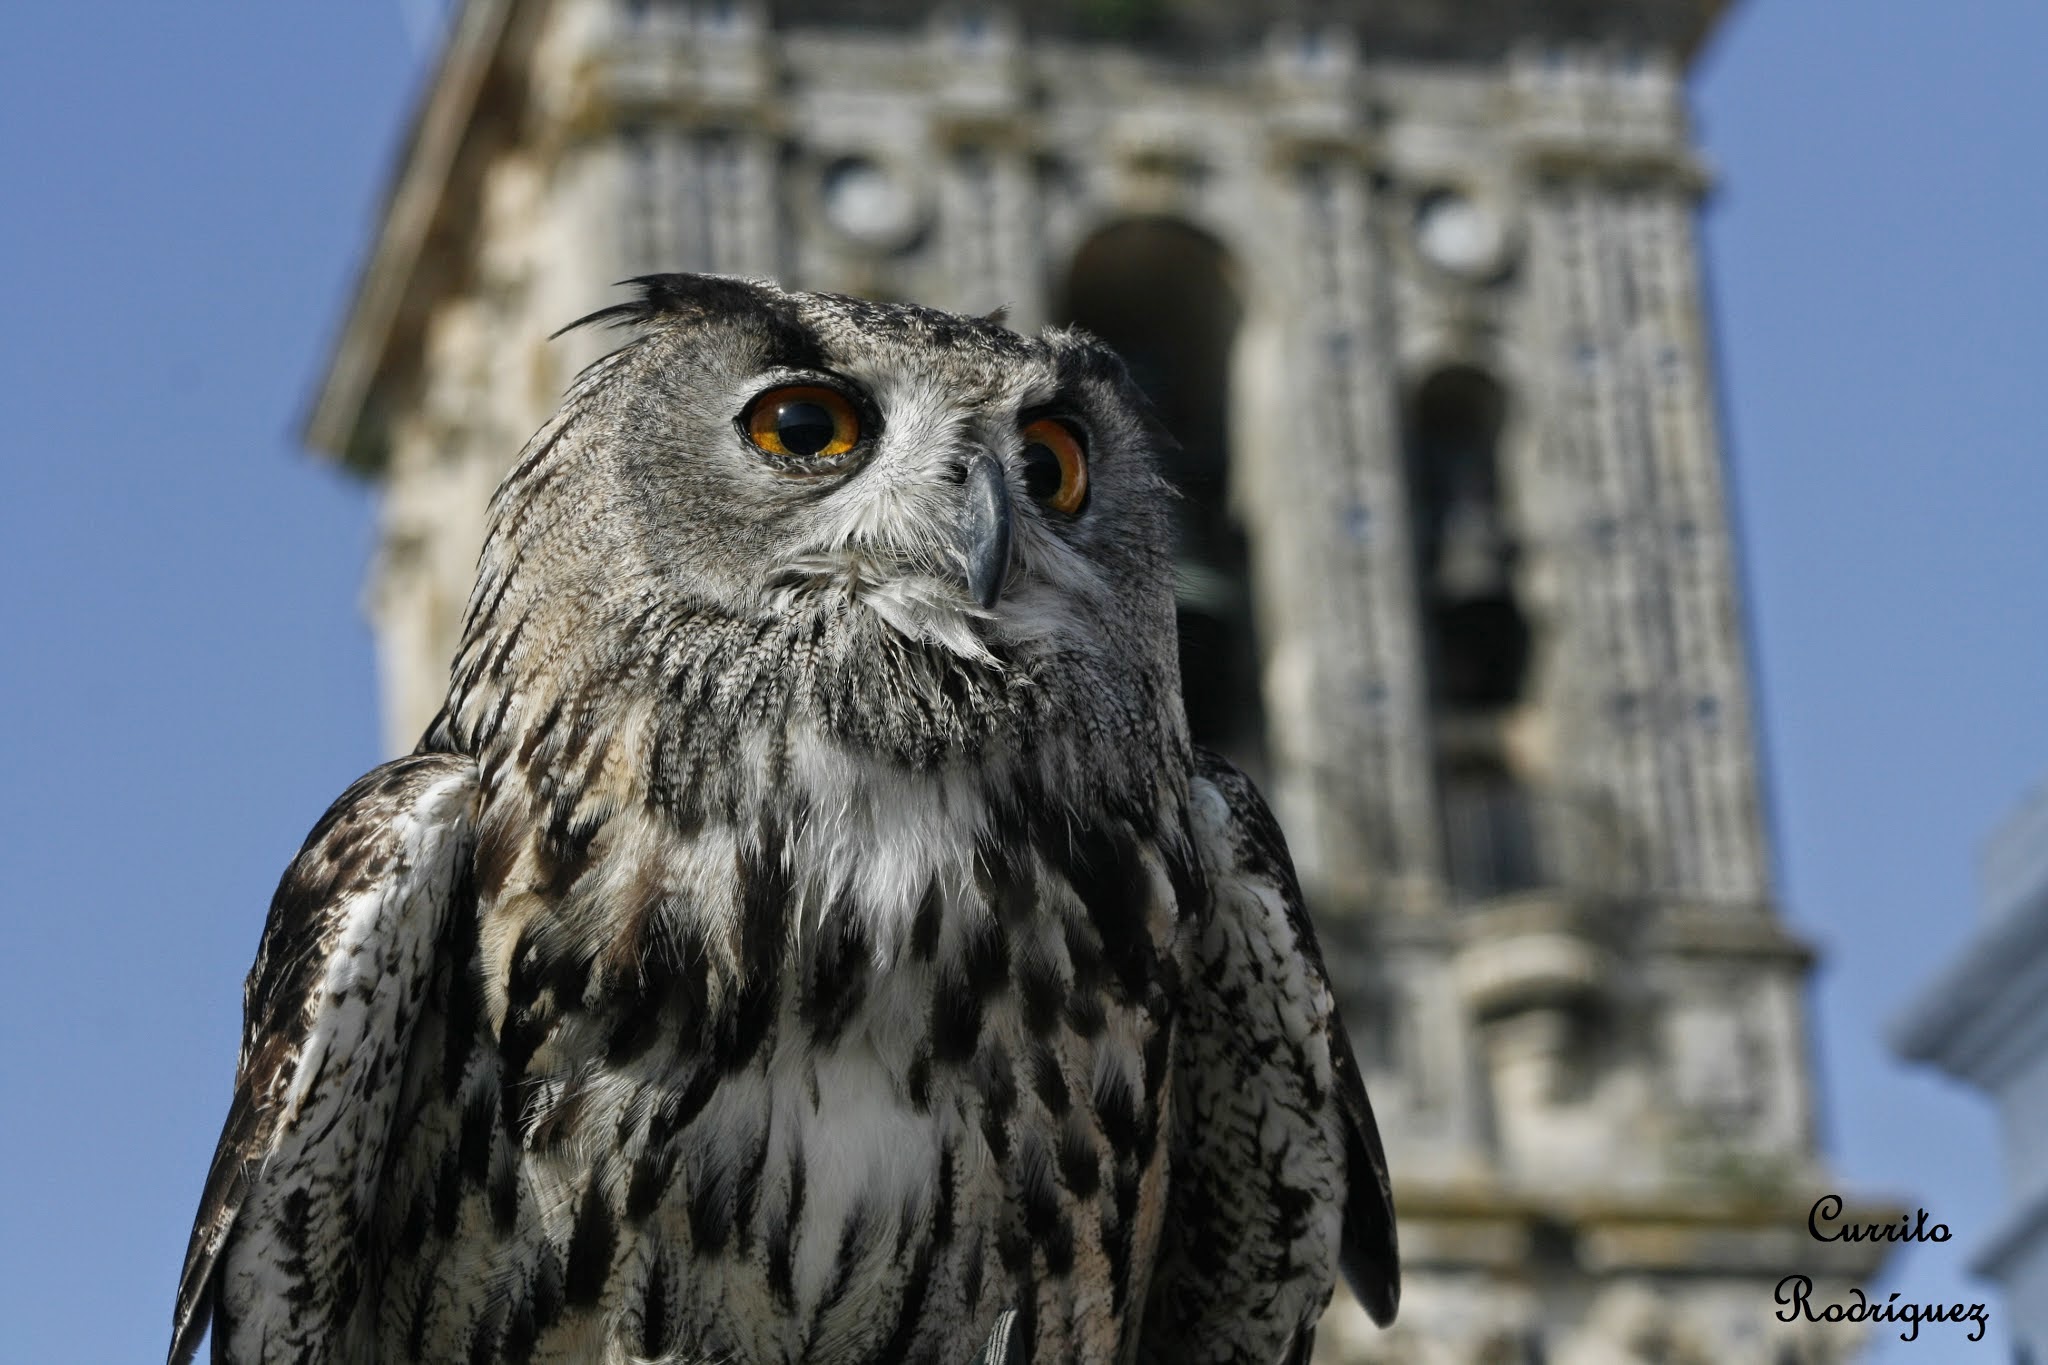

{"left": 169, "top": 753, "right": 478, "bottom": 1365}
{"left": 1140, "top": 751, "right": 1397, "bottom": 1364}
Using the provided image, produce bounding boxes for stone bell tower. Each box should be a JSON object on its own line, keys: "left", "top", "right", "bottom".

{"left": 308, "top": 0, "right": 1892, "bottom": 1357}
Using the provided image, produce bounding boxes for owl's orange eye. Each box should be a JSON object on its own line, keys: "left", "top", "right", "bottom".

{"left": 1018, "top": 418, "right": 1089, "bottom": 516}
{"left": 742, "top": 384, "right": 863, "bottom": 464}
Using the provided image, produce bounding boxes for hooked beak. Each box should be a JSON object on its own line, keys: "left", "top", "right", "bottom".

{"left": 959, "top": 449, "right": 1013, "bottom": 610}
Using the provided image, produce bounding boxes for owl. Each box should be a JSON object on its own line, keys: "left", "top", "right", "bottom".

{"left": 170, "top": 275, "right": 1397, "bottom": 1365}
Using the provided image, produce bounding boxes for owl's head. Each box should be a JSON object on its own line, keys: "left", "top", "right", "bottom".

{"left": 456, "top": 275, "right": 1188, "bottom": 787}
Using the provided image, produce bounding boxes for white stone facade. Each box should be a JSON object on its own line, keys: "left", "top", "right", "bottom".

{"left": 307, "top": 1, "right": 1892, "bottom": 1357}
{"left": 1894, "top": 781, "right": 2048, "bottom": 1361}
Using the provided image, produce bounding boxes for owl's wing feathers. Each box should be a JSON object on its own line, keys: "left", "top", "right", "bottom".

{"left": 169, "top": 753, "right": 479, "bottom": 1365}
{"left": 1145, "top": 750, "right": 1398, "bottom": 1359}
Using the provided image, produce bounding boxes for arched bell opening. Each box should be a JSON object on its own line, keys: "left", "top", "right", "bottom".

{"left": 1406, "top": 365, "right": 1529, "bottom": 711}
{"left": 1405, "top": 364, "right": 1540, "bottom": 900}
{"left": 1056, "top": 219, "right": 1267, "bottom": 777}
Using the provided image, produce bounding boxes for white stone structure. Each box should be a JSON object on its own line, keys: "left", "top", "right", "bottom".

{"left": 306, "top": 1, "right": 1892, "bottom": 1357}
{"left": 1894, "top": 782, "right": 2048, "bottom": 1361}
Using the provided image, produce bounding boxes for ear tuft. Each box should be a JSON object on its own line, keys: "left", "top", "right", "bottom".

{"left": 549, "top": 273, "right": 782, "bottom": 340}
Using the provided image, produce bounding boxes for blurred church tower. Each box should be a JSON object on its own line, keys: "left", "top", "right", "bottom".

{"left": 309, "top": 1, "right": 1893, "bottom": 1357}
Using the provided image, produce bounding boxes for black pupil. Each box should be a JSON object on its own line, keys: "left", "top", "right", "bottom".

{"left": 1021, "top": 443, "right": 1064, "bottom": 502}
{"left": 775, "top": 400, "right": 839, "bottom": 457}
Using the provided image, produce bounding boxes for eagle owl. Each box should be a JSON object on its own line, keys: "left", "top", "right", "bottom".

{"left": 171, "top": 276, "right": 1397, "bottom": 1364}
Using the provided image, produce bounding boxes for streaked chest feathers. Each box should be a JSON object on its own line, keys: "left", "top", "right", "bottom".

{"left": 373, "top": 711, "right": 1199, "bottom": 1364}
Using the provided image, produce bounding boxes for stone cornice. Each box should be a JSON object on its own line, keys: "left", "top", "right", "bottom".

{"left": 767, "top": 1, "right": 1734, "bottom": 66}
{"left": 1644, "top": 902, "right": 1818, "bottom": 965}
{"left": 1516, "top": 140, "right": 1713, "bottom": 194}
{"left": 1892, "top": 894, "right": 2048, "bottom": 1089}
{"left": 1322, "top": 893, "right": 1815, "bottom": 962}
{"left": 1394, "top": 1181, "right": 1902, "bottom": 1279}
{"left": 303, "top": 0, "right": 525, "bottom": 474}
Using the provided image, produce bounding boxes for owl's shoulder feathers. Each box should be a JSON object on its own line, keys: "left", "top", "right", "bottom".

{"left": 1144, "top": 748, "right": 1397, "bottom": 1359}
{"left": 170, "top": 753, "right": 478, "bottom": 1365}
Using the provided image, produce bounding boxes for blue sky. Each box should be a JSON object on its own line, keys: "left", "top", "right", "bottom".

{"left": 1, "top": 3, "right": 2041, "bottom": 1360}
